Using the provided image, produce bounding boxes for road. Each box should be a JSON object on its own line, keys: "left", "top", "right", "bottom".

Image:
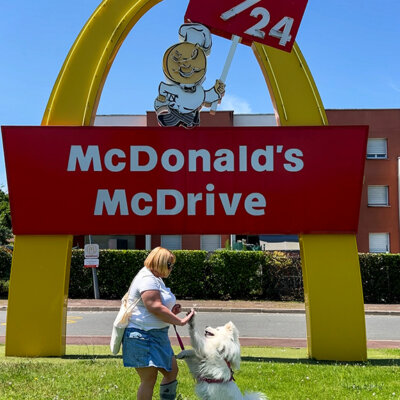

{"left": 1, "top": 311, "right": 400, "bottom": 340}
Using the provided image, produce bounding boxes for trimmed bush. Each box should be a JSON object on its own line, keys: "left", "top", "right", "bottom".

{"left": 0, "top": 247, "right": 11, "bottom": 299}
{"left": 263, "top": 251, "right": 303, "bottom": 301}
{"left": 1, "top": 249, "right": 399, "bottom": 303}
{"left": 0, "top": 279, "right": 9, "bottom": 298}
{"left": 98, "top": 250, "right": 148, "bottom": 299}
{"left": 166, "top": 250, "right": 208, "bottom": 299}
{"left": 69, "top": 250, "right": 209, "bottom": 300}
{"left": 65, "top": 250, "right": 400, "bottom": 303}
{"left": 359, "top": 253, "right": 400, "bottom": 304}
{"left": 205, "top": 250, "right": 265, "bottom": 299}
{"left": 69, "top": 250, "right": 95, "bottom": 299}
{"left": 0, "top": 246, "right": 12, "bottom": 281}
{"left": 69, "top": 249, "right": 148, "bottom": 299}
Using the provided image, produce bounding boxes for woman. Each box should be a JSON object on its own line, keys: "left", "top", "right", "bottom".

{"left": 123, "top": 246, "right": 195, "bottom": 400}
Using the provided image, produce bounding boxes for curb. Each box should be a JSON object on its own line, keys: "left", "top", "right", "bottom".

{"left": 65, "top": 306, "right": 308, "bottom": 313}
{"left": 364, "top": 311, "right": 400, "bottom": 316}
{"left": 68, "top": 307, "right": 400, "bottom": 316}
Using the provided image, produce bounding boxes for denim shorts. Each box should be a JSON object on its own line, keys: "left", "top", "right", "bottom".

{"left": 122, "top": 327, "right": 174, "bottom": 370}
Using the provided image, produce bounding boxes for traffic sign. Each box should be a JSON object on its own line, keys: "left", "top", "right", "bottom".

{"left": 84, "top": 243, "right": 99, "bottom": 258}
{"left": 185, "top": 0, "right": 308, "bottom": 51}
{"left": 84, "top": 258, "right": 99, "bottom": 268}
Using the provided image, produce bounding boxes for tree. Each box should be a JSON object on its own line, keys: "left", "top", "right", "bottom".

{"left": 0, "top": 188, "right": 12, "bottom": 245}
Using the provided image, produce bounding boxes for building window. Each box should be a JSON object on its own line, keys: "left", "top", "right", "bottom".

{"left": 368, "top": 186, "right": 389, "bottom": 206}
{"left": 161, "top": 235, "right": 182, "bottom": 250}
{"left": 369, "top": 233, "right": 390, "bottom": 253}
{"left": 366, "top": 138, "right": 387, "bottom": 159}
{"left": 200, "top": 235, "right": 221, "bottom": 251}
{"left": 86, "top": 235, "right": 135, "bottom": 249}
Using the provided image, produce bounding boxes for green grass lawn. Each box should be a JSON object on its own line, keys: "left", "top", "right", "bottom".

{"left": 0, "top": 345, "right": 399, "bottom": 399}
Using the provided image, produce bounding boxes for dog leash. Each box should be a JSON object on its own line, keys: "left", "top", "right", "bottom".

{"left": 174, "top": 325, "right": 185, "bottom": 351}
{"left": 174, "top": 306, "right": 196, "bottom": 351}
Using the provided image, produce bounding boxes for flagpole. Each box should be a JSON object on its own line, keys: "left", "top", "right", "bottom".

{"left": 210, "top": 35, "right": 241, "bottom": 115}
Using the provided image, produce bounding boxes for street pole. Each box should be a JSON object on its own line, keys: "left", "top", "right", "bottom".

{"left": 89, "top": 235, "right": 100, "bottom": 299}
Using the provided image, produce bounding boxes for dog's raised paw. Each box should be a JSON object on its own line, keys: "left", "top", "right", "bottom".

{"left": 176, "top": 350, "right": 189, "bottom": 359}
{"left": 176, "top": 349, "right": 196, "bottom": 359}
{"left": 187, "top": 310, "right": 196, "bottom": 328}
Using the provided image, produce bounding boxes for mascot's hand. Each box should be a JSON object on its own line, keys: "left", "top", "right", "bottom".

{"left": 214, "top": 79, "right": 226, "bottom": 97}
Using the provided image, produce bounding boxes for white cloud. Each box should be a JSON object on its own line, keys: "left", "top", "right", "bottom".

{"left": 219, "top": 94, "right": 253, "bottom": 114}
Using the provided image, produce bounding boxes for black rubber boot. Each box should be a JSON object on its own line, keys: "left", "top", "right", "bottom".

{"left": 160, "top": 380, "right": 178, "bottom": 400}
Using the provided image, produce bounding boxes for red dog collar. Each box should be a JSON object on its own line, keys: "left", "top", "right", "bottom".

{"left": 197, "top": 360, "right": 235, "bottom": 384}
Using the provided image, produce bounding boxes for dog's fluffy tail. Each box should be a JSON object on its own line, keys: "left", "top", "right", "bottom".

{"left": 244, "top": 392, "right": 268, "bottom": 400}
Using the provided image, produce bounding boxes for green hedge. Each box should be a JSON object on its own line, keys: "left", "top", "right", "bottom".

{"left": 359, "top": 253, "right": 400, "bottom": 303}
{"left": 0, "top": 247, "right": 12, "bottom": 298}
{"left": 0, "top": 249, "right": 399, "bottom": 303}
{"left": 0, "top": 247, "right": 12, "bottom": 280}
{"left": 70, "top": 250, "right": 210, "bottom": 299}
{"left": 165, "top": 251, "right": 208, "bottom": 299}
{"left": 263, "top": 251, "right": 303, "bottom": 301}
{"left": 204, "top": 251, "right": 266, "bottom": 299}
{"left": 71, "top": 250, "right": 301, "bottom": 300}
{"left": 69, "top": 250, "right": 399, "bottom": 303}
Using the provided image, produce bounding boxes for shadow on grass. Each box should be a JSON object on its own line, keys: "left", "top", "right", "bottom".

{"left": 62, "top": 355, "right": 121, "bottom": 360}
{"left": 241, "top": 356, "right": 400, "bottom": 367}
{"left": 62, "top": 354, "right": 400, "bottom": 366}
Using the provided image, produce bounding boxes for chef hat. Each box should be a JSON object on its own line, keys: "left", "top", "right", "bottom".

{"left": 179, "top": 23, "right": 212, "bottom": 55}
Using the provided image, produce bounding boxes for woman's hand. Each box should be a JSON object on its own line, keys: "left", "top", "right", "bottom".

{"left": 172, "top": 304, "right": 195, "bottom": 326}
{"left": 179, "top": 308, "right": 195, "bottom": 326}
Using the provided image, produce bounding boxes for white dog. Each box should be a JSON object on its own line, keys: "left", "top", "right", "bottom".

{"left": 176, "top": 315, "right": 267, "bottom": 400}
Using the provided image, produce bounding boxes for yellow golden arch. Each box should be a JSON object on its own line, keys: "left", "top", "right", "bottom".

{"left": 6, "top": 0, "right": 367, "bottom": 361}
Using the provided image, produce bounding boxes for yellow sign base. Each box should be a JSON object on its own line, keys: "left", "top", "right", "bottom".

{"left": 6, "top": 235, "right": 72, "bottom": 356}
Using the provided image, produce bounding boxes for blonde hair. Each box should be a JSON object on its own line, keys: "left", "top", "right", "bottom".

{"left": 145, "top": 246, "right": 175, "bottom": 277}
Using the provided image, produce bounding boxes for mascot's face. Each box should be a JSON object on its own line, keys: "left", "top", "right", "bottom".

{"left": 163, "top": 42, "right": 206, "bottom": 85}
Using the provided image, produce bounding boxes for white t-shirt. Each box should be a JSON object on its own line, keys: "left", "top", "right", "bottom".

{"left": 127, "top": 266, "right": 176, "bottom": 331}
{"left": 157, "top": 82, "right": 220, "bottom": 113}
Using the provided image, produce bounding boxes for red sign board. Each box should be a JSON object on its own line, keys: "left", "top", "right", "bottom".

{"left": 2, "top": 126, "right": 367, "bottom": 235}
{"left": 185, "top": 0, "right": 308, "bottom": 51}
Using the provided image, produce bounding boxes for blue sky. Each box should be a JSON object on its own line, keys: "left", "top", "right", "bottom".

{"left": 1, "top": 0, "right": 400, "bottom": 191}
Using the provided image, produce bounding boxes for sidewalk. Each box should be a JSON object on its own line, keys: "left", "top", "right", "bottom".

{"left": 69, "top": 299, "right": 400, "bottom": 315}
{"left": 1, "top": 298, "right": 400, "bottom": 315}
